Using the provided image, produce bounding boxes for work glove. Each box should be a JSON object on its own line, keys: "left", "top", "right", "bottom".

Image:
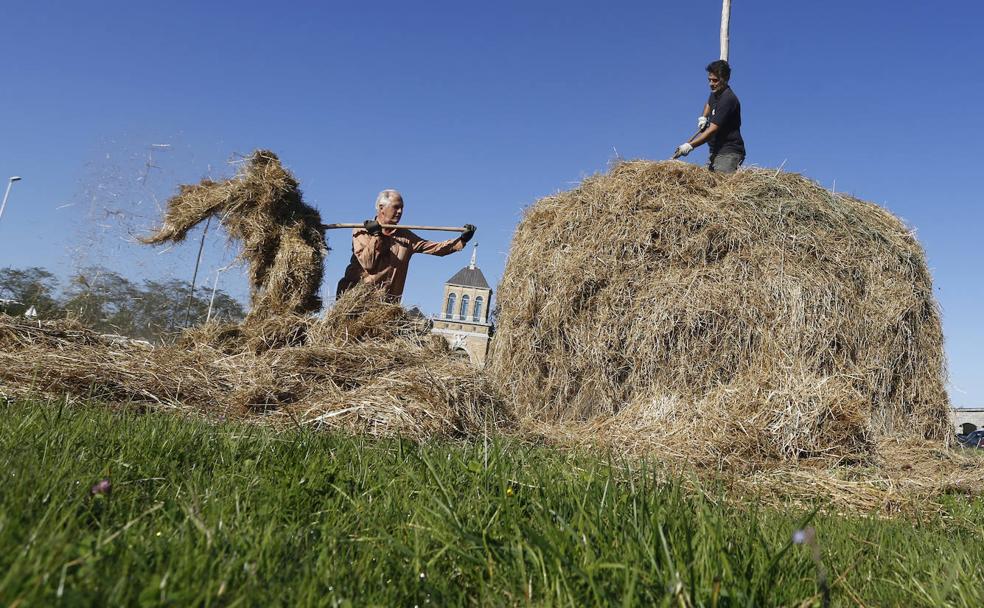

{"left": 460, "top": 223, "right": 476, "bottom": 244}
{"left": 674, "top": 142, "right": 693, "bottom": 158}
{"left": 363, "top": 219, "right": 382, "bottom": 236}
{"left": 697, "top": 116, "right": 708, "bottom": 131}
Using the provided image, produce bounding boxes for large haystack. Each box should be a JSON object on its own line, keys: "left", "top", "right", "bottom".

{"left": 489, "top": 161, "right": 949, "bottom": 462}
{"left": 142, "top": 150, "right": 326, "bottom": 319}
{"left": 0, "top": 286, "right": 505, "bottom": 439}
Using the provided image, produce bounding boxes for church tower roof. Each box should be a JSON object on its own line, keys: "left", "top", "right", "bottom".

{"left": 446, "top": 244, "right": 490, "bottom": 289}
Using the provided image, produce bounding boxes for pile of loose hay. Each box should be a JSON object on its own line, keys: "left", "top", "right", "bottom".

{"left": 525, "top": 420, "right": 983, "bottom": 517}
{"left": 3, "top": 149, "right": 503, "bottom": 439}
{"left": 141, "top": 150, "right": 327, "bottom": 319}
{"left": 0, "top": 286, "right": 506, "bottom": 440}
{"left": 489, "top": 161, "right": 950, "bottom": 463}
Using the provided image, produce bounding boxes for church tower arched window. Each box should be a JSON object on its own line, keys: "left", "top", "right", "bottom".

{"left": 473, "top": 296, "right": 484, "bottom": 322}
{"left": 459, "top": 295, "right": 470, "bottom": 320}
{"left": 445, "top": 293, "right": 456, "bottom": 319}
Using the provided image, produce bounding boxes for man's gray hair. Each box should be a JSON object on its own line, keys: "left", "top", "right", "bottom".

{"left": 375, "top": 189, "right": 402, "bottom": 211}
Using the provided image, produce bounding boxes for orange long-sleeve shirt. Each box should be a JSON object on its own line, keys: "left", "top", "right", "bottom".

{"left": 336, "top": 227, "right": 465, "bottom": 301}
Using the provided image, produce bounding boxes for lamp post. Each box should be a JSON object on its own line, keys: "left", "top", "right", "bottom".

{"left": 0, "top": 176, "right": 23, "bottom": 223}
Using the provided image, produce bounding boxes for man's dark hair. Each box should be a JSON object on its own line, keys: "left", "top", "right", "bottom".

{"left": 706, "top": 59, "right": 731, "bottom": 82}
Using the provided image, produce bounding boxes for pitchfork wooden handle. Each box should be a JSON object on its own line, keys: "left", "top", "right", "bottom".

{"left": 320, "top": 223, "right": 468, "bottom": 232}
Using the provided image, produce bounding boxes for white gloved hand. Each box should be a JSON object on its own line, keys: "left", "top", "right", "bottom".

{"left": 675, "top": 142, "right": 693, "bottom": 158}
{"left": 697, "top": 116, "right": 708, "bottom": 131}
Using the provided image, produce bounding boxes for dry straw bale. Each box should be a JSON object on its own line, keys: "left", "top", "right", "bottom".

{"left": 489, "top": 160, "right": 949, "bottom": 462}
{"left": 141, "top": 150, "right": 327, "bottom": 319}
{"left": 0, "top": 286, "right": 505, "bottom": 440}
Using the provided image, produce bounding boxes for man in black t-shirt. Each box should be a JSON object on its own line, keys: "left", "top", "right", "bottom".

{"left": 674, "top": 60, "right": 746, "bottom": 173}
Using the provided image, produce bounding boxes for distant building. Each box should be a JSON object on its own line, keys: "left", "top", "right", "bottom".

{"left": 431, "top": 245, "right": 493, "bottom": 366}
{"left": 952, "top": 408, "right": 984, "bottom": 435}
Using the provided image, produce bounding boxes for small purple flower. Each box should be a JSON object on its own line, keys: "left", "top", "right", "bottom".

{"left": 91, "top": 479, "right": 112, "bottom": 496}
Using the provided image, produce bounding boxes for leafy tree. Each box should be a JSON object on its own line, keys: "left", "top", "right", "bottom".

{"left": 0, "top": 264, "right": 247, "bottom": 341}
{"left": 134, "top": 278, "right": 188, "bottom": 338}
{"left": 134, "top": 278, "right": 245, "bottom": 339}
{"left": 66, "top": 268, "right": 246, "bottom": 341}
{"left": 63, "top": 267, "right": 141, "bottom": 334}
{"left": 0, "top": 266, "right": 62, "bottom": 317}
{"left": 204, "top": 288, "right": 245, "bottom": 324}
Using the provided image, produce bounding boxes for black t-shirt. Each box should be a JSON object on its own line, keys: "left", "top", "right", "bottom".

{"left": 707, "top": 86, "right": 745, "bottom": 156}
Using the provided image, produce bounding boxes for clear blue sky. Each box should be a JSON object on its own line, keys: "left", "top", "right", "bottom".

{"left": 1, "top": 1, "right": 981, "bottom": 405}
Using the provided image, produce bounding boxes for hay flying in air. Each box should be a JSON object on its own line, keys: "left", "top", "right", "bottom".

{"left": 0, "top": 285, "right": 506, "bottom": 439}
{"left": 141, "top": 150, "right": 326, "bottom": 319}
{"left": 489, "top": 160, "right": 950, "bottom": 463}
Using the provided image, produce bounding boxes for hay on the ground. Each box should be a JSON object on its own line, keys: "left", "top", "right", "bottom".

{"left": 0, "top": 285, "right": 506, "bottom": 440}
{"left": 141, "top": 150, "right": 326, "bottom": 319}
{"left": 526, "top": 419, "right": 982, "bottom": 517}
{"left": 489, "top": 161, "right": 950, "bottom": 463}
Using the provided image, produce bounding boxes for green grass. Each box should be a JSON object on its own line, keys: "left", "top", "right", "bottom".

{"left": 2, "top": 399, "right": 983, "bottom": 607}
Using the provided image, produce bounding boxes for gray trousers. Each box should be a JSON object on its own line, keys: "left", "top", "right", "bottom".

{"left": 708, "top": 152, "right": 744, "bottom": 173}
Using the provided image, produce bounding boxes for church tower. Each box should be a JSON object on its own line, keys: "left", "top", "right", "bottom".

{"left": 431, "top": 244, "right": 493, "bottom": 366}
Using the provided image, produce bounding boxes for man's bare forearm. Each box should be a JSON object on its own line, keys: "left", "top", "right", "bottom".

{"left": 690, "top": 123, "right": 718, "bottom": 148}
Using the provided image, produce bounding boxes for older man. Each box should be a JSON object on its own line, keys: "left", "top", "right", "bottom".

{"left": 336, "top": 189, "right": 475, "bottom": 301}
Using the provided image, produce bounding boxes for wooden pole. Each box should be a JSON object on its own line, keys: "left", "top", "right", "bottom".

{"left": 183, "top": 215, "right": 211, "bottom": 326}
{"left": 720, "top": 0, "right": 732, "bottom": 61}
{"left": 321, "top": 223, "right": 468, "bottom": 233}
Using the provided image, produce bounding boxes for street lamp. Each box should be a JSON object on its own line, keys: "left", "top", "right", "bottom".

{"left": 0, "top": 176, "right": 23, "bottom": 223}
